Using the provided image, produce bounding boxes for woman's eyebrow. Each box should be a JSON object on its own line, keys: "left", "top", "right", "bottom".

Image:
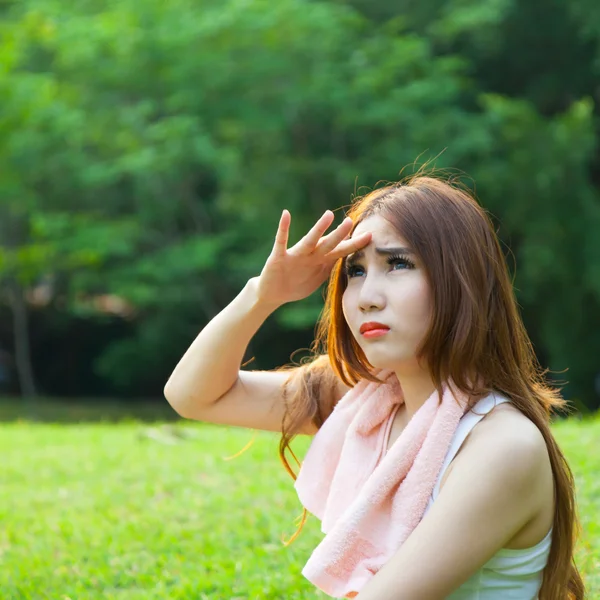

{"left": 344, "top": 246, "right": 414, "bottom": 267}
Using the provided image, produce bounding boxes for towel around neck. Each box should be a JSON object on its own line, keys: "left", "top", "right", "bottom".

{"left": 294, "top": 368, "right": 470, "bottom": 598}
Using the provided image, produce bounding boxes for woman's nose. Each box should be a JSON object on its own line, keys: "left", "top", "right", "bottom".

{"left": 358, "top": 274, "right": 386, "bottom": 312}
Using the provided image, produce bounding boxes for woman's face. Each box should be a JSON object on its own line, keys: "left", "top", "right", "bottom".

{"left": 342, "top": 214, "right": 433, "bottom": 372}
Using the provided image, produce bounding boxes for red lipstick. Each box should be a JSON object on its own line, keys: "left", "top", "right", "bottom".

{"left": 360, "top": 322, "right": 390, "bottom": 338}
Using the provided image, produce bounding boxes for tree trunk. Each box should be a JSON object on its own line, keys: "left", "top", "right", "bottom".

{"left": 6, "top": 277, "right": 37, "bottom": 398}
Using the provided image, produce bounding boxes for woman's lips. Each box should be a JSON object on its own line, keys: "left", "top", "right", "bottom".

{"left": 361, "top": 328, "right": 390, "bottom": 339}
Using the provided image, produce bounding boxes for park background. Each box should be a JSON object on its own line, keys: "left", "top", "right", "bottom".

{"left": 1, "top": 0, "right": 599, "bottom": 597}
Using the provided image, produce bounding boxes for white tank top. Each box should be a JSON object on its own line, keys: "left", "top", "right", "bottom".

{"left": 422, "top": 392, "right": 553, "bottom": 599}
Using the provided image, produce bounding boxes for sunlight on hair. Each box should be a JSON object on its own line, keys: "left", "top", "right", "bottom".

{"left": 221, "top": 429, "right": 258, "bottom": 461}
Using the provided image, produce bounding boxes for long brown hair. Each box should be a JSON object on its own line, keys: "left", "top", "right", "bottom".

{"left": 276, "top": 173, "right": 585, "bottom": 599}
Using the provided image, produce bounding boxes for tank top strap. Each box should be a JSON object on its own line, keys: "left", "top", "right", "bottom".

{"left": 431, "top": 392, "right": 511, "bottom": 501}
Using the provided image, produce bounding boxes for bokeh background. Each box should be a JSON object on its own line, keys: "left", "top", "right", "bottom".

{"left": 1, "top": 0, "right": 599, "bottom": 598}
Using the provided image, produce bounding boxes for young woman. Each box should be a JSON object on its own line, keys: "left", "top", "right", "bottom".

{"left": 164, "top": 175, "right": 585, "bottom": 599}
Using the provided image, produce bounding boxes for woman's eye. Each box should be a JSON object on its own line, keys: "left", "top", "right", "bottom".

{"left": 345, "top": 265, "right": 363, "bottom": 278}
{"left": 390, "top": 257, "right": 415, "bottom": 270}
{"left": 345, "top": 256, "right": 415, "bottom": 278}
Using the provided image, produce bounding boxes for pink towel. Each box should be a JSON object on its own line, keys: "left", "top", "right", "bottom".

{"left": 294, "top": 368, "right": 470, "bottom": 598}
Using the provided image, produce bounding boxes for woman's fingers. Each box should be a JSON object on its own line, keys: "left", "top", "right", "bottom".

{"left": 316, "top": 216, "right": 353, "bottom": 254}
{"left": 276, "top": 209, "right": 370, "bottom": 262}
{"left": 272, "top": 209, "right": 291, "bottom": 256}
{"left": 326, "top": 231, "right": 372, "bottom": 262}
{"left": 296, "top": 210, "right": 335, "bottom": 252}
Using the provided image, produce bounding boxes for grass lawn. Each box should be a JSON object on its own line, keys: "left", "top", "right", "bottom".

{"left": 1, "top": 401, "right": 598, "bottom": 599}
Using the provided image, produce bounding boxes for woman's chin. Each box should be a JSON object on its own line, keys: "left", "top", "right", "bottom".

{"left": 362, "top": 349, "right": 415, "bottom": 372}
{"left": 362, "top": 354, "right": 399, "bottom": 371}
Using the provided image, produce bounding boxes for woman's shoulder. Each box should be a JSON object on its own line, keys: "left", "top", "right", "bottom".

{"left": 445, "top": 394, "right": 551, "bottom": 491}
{"left": 457, "top": 395, "right": 555, "bottom": 548}
{"left": 457, "top": 397, "right": 553, "bottom": 512}
{"left": 467, "top": 395, "right": 546, "bottom": 452}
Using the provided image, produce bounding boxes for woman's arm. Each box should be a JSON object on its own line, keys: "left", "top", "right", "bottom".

{"left": 356, "top": 418, "right": 549, "bottom": 600}
{"left": 164, "top": 208, "right": 370, "bottom": 422}
{"left": 164, "top": 277, "right": 278, "bottom": 417}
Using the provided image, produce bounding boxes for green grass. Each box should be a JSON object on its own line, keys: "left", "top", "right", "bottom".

{"left": 0, "top": 403, "right": 598, "bottom": 599}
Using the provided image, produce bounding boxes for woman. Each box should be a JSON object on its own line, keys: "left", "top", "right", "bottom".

{"left": 164, "top": 174, "right": 585, "bottom": 599}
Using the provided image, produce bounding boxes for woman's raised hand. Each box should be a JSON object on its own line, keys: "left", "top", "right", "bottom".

{"left": 255, "top": 209, "right": 372, "bottom": 309}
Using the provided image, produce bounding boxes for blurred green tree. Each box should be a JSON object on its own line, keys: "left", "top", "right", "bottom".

{"left": 0, "top": 0, "right": 597, "bottom": 408}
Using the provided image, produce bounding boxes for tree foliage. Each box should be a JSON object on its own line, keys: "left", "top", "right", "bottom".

{"left": 0, "top": 0, "right": 598, "bottom": 408}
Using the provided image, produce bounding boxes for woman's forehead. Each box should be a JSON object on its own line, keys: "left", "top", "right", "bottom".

{"left": 352, "top": 215, "right": 408, "bottom": 245}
